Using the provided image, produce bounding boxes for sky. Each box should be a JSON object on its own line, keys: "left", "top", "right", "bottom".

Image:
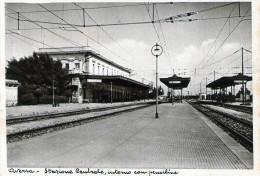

{"left": 5, "top": 1, "right": 252, "bottom": 96}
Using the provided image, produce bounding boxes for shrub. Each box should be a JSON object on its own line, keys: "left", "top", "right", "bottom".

{"left": 56, "top": 96, "right": 68, "bottom": 103}
{"left": 39, "top": 95, "right": 53, "bottom": 104}
{"left": 39, "top": 95, "right": 68, "bottom": 104}
{"left": 19, "top": 93, "right": 37, "bottom": 105}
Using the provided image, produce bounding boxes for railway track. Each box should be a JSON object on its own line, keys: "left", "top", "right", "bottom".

{"left": 197, "top": 101, "right": 252, "bottom": 114}
{"left": 7, "top": 101, "right": 155, "bottom": 125}
{"left": 188, "top": 101, "right": 253, "bottom": 152}
{"left": 7, "top": 103, "right": 153, "bottom": 143}
{"left": 222, "top": 103, "right": 252, "bottom": 114}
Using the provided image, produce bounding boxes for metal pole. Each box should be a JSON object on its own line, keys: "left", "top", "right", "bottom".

{"left": 238, "top": 2, "right": 241, "bottom": 17}
{"left": 151, "top": 43, "right": 162, "bottom": 118}
{"left": 53, "top": 79, "right": 55, "bottom": 107}
{"left": 171, "top": 86, "right": 173, "bottom": 105}
{"left": 181, "top": 89, "right": 183, "bottom": 103}
{"left": 110, "top": 82, "right": 113, "bottom": 104}
{"left": 83, "top": 8, "right": 85, "bottom": 27}
{"left": 155, "top": 55, "right": 159, "bottom": 118}
{"left": 18, "top": 12, "right": 20, "bottom": 31}
{"left": 173, "top": 89, "right": 175, "bottom": 105}
{"left": 200, "top": 82, "right": 201, "bottom": 99}
{"left": 214, "top": 71, "right": 216, "bottom": 95}
{"left": 242, "top": 47, "right": 244, "bottom": 104}
{"left": 152, "top": 3, "right": 155, "bottom": 23}
{"left": 206, "top": 77, "right": 207, "bottom": 100}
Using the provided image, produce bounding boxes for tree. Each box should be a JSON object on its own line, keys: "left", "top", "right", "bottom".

{"left": 6, "top": 53, "right": 75, "bottom": 104}
{"left": 148, "top": 86, "right": 164, "bottom": 98}
{"left": 158, "top": 86, "right": 164, "bottom": 96}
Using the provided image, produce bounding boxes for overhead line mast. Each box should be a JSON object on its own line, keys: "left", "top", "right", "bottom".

{"left": 6, "top": 8, "right": 83, "bottom": 47}
{"left": 197, "top": 6, "right": 251, "bottom": 72}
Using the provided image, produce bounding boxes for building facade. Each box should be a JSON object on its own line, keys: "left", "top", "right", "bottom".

{"left": 6, "top": 79, "right": 20, "bottom": 106}
{"left": 36, "top": 46, "right": 151, "bottom": 103}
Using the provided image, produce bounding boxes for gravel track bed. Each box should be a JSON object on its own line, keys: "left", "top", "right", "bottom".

{"left": 201, "top": 105, "right": 252, "bottom": 140}
{"left": 188, "top": 101, "right": 253, "bottom": 152}
{"left": 7, "top": 104, "right": 151, "bottom": 143}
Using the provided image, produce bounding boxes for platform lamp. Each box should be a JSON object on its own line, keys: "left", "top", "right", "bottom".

{"left": 151, "top": 43, "right": 163, "bottom": 118}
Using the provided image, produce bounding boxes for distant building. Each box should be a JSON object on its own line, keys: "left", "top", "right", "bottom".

{"left": 6, "top": 79, "right": 20, "bottom": 106}
{"left": 36, "top": 46, "right": 151, "bottom": 103}
{"left": 199, "top": 93, "right": 206, "bottom": 100}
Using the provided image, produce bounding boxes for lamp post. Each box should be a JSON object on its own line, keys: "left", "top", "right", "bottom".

{"left": 151, "top": 43, "right": 163, "bottom": 118}
{"left": 52, "top": 78, "right": 55, "bottom": 107}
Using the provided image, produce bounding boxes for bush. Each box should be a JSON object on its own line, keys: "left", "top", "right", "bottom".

{"left": 39, "top": 95, "right": 68, "bottom": 104}
{"left": 56, "top": 96, "right": 68, "bottom": 103}
{"left": 39, "top": 95, "right": 53, "bottom": 104}
{"left": 19, "top": 93, "right": 37, "bottom": 105}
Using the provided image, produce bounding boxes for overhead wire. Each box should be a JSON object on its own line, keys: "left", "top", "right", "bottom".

{"left": 198, "top": 48, "right": 241, "bottom": 70}
{"left": 6, "top": 8, "right": 83, "bottom": 47}
{"left": 144, "top": 3, "right": 163, "bottom": 46}
{"left": 6, "top": 3, "right": 153, "bottom": 14}
{"left": 155, "top": 5, "right": 171, "bottom": 59}
{"left": 37, "top": 3, "right": 134, "bottom": 66}
{"left": 7, "top": 32, "right": 39, "bottom": 49}
{"left": 6, "top": 14, "right": 251, "bottom": 31}
{"left": 6, "top": 30, "right": 54, "bottom": 48}
{"left": 196, "top": 3, "right": 237, "bottom": 70}
{"left": 6, "top": 2, "right": 180, "bottom": 15}
{"left": 144, "top": 3, "right": 174, "bottom": 70}
{"left": 218, "top": 47, "right": 252, "bottom": 76}
{"left": 73, "top": 3, "right": 154, "bottom": 79}
{"left": 197, "top": 6, "right": 251, "bottom": 71}
{"left": 38, "top": 3, "right": 154, "bottom": 82}
{"left": 164, "top": 2, "right": 237, "bottom": 22}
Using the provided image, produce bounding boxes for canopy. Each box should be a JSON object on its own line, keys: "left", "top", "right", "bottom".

{"left": 206, "top": 73, "right": 252, "bottom": 89}
{"left": 79, "top": 74, "right": 152, "bottom": 89}
{"left": 160, "top": 74, "right": 191, "bottom": 89}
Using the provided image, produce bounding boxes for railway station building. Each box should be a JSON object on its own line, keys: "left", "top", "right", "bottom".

{"left": 6, "top": 79, "right": 20, "bottom": 106}
{"left": 36, "top": 46, "right": 151, "bottom": 103}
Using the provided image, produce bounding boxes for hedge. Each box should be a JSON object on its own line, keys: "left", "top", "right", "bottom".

{"left": 19, "top": 93, "right": 37, "bottom": 105}
{"left": 39, "top": 95, "right": 68, "bottom": 104}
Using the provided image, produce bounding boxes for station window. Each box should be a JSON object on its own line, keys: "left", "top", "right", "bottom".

{"left": 75, "top": 63, "right": 80, "bottom": 70}
{"left": 98, "top": 65, "right": 100, "bottom": 75}
{"left": 65, "top": 63, "right": 69, "bottom": 70}
{"left": 93, "top": 64, "right": 95, "bottom": 74}
{"left": 102, "top": 67, "right": 105, "bottom": 75}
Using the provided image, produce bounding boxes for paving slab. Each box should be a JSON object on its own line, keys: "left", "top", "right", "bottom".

{"left": 7, "top": 102, "right": 252, "bottom": 169}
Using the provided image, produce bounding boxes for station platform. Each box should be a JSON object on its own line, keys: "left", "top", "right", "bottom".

{"left": 6, "top": 100, "right": 154, "bottom": 119}
{"left": 197, "top": 100, "right": 252, "bottom": 107}
{"left": 7, "top": 102, "right": 253, "bottom": 169}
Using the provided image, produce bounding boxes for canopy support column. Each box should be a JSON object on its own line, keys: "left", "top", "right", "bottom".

{"left": 181, "top": 89, "right": 183, "bottom": 103}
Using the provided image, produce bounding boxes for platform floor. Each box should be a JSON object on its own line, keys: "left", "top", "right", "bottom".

{"left": 7, "top": 102, "right": 252, "bottom": 169}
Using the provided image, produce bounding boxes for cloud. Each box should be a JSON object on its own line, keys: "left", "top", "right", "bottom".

{"left": 174, "top": 45, "right": 201, "bottom": 69}
{"left": 222, "top": 42, "right": 240, "bottom": 52}
{"left": 202, "top": 38, "right": 215, "bottom": 47}
{"left": 98, "top": 39, "right": 155, "bottom": 84}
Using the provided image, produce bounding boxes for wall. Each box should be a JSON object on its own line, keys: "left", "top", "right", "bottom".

{"left": 49, "top": 52, "right": 133, "bottom": 103}
{"left": 82, "top": 82, "right": 148, "bottom": 103}
{"left": 50, "top": 54, "right": 86, "bottom": 74}
{"left": 88, "top": 55, "right": 130, "bottom": 77}
{"left": 6, "top": 86, "right": 18, "bottom": 106}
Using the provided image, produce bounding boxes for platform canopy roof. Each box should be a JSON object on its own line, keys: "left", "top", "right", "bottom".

{"left": 78, "top": 74, "right": 152, "bottom": 89}
{"left": 160, "top": 74, "right": 191, "bottom": 89}
{"left": 206, "top": 73, "right": 252, "bottom": 89}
